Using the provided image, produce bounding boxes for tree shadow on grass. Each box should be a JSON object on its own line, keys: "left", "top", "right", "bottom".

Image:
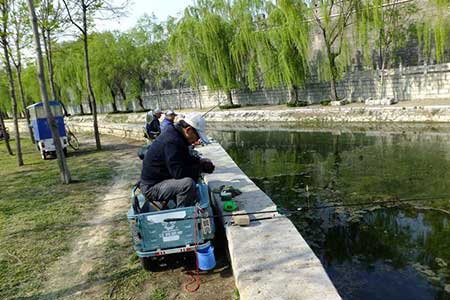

{"left": 67, "top": 143, "right": 140, "bottom": 159}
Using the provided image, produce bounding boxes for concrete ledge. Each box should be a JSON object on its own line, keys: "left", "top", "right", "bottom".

{"left": 198, "top": 143, "right": 341, "bottom": 300}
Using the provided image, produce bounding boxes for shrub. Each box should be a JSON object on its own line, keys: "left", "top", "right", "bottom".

{"left": 219, "top": 104, "right": 242, "bottom": 109}
{"left": 320, "top": 100, "right": 331, "bottom": 106}
{"left": 287, "top": 101, "right": 308, "bottom": 107}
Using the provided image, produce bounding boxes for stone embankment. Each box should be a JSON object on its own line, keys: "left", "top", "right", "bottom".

{"left": 204, "top": 105, "right": 450, "bottom": 123}
{"left": 66, "top": 103, "right": 450, "bottom": 126}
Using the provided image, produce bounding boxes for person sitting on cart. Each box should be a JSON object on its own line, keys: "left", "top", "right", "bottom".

{"left": 144, "top": 108, "right": 162, "bottom": 140}
{"left": 140, "top": 113, "right": 215, "bottom": 209}
{"left": 160, "top": 110, "right": 177, "bottom": 132}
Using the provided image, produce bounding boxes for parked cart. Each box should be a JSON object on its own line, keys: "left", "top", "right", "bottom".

{"left": 128, "top": 178, "right": 216, "bottom": 271}
{"left": 27, "top": 101, "right": 68, "bottom": 159}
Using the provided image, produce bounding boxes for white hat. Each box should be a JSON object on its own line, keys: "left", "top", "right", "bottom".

{"left": 153, "top": 108, "right": 162, "bottom": 114}
{"left": 165, "top": 110, "right": 177, "bottom": 116}
{"left": 183, "top": 113, "right": 210, "bottom": 144}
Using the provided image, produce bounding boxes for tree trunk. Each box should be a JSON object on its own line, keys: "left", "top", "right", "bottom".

{"left": 1, "top": 35, "right": 23, "bottom": 166}
{"left": 137, "top": 95, "right": 145, "bottom": 111}
{"left": 15, "top": 57, "right": 35, "bottom": 144}
{"left": 43, "top": 28, "right": 57, "bottom": 100}
{"left": 226, "top": 90, "right": 233, "bottom": 105}
{"left": 27, "top": 0, "right": 71, "bottom": 183}
{"left": 157, "top": 89, "right": 162, "bottom": 109}
{"left": 329, "top": 77, "right": 338, "bottom": 101}
{"left": 196, "top": 87, "right": 202, "bottom": 109}
{"left": 288, "top": 85, "right": 299, "bottom": 105}
{"left": 118, "top": 86, "right": 127, "bottom": 111}
{"left": 0, "top": 108, "right": 13, "bottom": 155}
{"left": 327, "top": 50, "right": 339, "bottom": 101}
{"left": 82, "top": 3, "right": 101, "bottom": 150}
{"left": 119, "top": 86, "right": 127, "bottom": 101}
{"left": 322, "top": 29, "right": 339, "bottom": 101}
{"left": 110, "top": 88, "right": 118, "bottom": 113}
{"left": 79, "top": 103, "right": 85, "bottom": 115}
{"left": 380, "top": 55, "right": 386, "bottom": 99}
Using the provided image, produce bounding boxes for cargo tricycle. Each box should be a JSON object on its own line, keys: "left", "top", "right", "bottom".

{"left": 127, "top": 179, "right": 216, "bottom": 271}
{"left": 27, "top": 101, "right": 68, "bottom": 159}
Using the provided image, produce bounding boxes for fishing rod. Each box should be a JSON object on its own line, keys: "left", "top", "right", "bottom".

{"left": 201, "top": 104, "right": 220, "bottom": 118}
{"left": 163, "top": 194, "right": 450, "bottom": 222}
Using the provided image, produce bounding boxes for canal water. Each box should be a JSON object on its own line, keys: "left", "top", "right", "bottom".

{"left": 210, "top": 123, "right": 450, "bottom": 300}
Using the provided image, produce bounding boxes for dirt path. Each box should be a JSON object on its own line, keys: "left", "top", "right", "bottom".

{"left": 41, "top": 136, "right": 142, "bottom": 300}
{"left": 39, "top": 135, "right": 235, "bottom": 300}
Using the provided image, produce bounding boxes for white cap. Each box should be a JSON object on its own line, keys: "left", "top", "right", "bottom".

{"left": 183, "top": 113, "right": 210, "bottom": 144}
{"left": 153, "top": 108, "right": 162, "bottom": 114}
{"left": 165, "top": 110, "right": 177, "bottom": 116}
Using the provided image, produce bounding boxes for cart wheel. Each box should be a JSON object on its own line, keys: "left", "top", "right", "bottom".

{"left": 41, "top": 151, "right": 47, "bottom": 160}
{"left": 140, "top": 257, "right": 161, "bottom": 272}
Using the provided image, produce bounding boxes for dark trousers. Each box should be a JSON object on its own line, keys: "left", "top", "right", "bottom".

{"left": 141, "top": 178, "right": 196, "bottom": 208}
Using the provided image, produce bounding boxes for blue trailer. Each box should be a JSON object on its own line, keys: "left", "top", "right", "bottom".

{"left": 128, "top": 179, "right": 216, "bottom": 271}
{"left": 27, "top": 101, "right": 68, "bottom": 159}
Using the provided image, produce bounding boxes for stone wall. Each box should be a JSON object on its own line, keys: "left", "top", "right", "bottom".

{"left": 64, "top": 62, "right": 450, "bottom": 115}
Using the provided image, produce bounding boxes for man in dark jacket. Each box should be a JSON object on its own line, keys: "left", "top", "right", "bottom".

{"left": 160, "top": 110, "right": 177, "bottom": 132}
{"left": 145, "top": 108, "right": 162, "bottom": 139}
{"left": 140, "top": 113, "right": 214, "bottom": 208}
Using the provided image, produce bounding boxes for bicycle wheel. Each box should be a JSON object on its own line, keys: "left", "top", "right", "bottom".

{"left": 68, "top": 131, "right": 80, "bottom": 150}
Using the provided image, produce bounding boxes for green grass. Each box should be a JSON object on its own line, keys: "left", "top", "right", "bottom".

{"left": 149, "top": 288, "right": 167, "bottom": 300}
{"left": 87, "top": 215, "right": 152, "bottom": 300}
{"left": 0, "top": 138, "right": 119, "bottom": 300}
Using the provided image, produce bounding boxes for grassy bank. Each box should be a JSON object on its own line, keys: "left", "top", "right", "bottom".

{"left": 0, "top": 138, "right": 118, "bottom": 299}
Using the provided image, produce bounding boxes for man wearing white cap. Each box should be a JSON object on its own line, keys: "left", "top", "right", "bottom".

{"left": 160, "top": 110, "right": 177, "bottom": 132}
{"left": 145, "top": 108, "right": 162, "bottom": 139}
{"left": 140, "top": 113, "right": 214, "bottom": 208}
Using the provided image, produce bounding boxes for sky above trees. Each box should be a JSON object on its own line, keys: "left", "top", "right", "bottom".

{"left": 95, "top": 0, "right": 193, "bottom": 31}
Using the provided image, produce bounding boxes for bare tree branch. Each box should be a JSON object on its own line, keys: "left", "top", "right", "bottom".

{"left": 61, "top": 0, "right": 85, "bottom": 34}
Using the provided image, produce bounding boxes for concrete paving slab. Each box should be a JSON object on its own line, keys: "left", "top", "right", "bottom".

{"left": 198, "top": 143, "right": 341, "bottom": 300}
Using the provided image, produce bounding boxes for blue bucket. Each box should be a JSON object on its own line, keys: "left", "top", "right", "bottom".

{"left": 196, "top": 245, "right": 216, "bottom": 271}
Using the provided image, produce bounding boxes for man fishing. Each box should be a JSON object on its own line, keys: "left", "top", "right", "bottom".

{"left": 140, "top": 113, "right": 215, "bottom": 209}
{"left": 144, "top": 108, "right": 162, "bottom": 140}
{"left": 160, "top": 110, "right": 177, "bottom": 132}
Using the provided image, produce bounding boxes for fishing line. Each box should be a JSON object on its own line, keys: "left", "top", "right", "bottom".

{"left": 163, "top": 194, "right": 450, "bottom": 222}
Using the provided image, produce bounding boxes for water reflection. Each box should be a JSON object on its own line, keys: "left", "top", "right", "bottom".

{"left": 211, "top": 124, "right": 450, "bottom": 300}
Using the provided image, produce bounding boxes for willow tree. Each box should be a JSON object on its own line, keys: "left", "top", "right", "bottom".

{"left": 10, "top": 0, "right": 35, "bottom": 143}
{"left": 27, "top": 0, "right": 71, "bottom": 183}
{"left": 311, "top": 0, "right": 356, "bottom": 101}
{"left": 128, "top": 15, "right": 171, "bottom": 109}
{"left": 257, "top": 0, "right": 310, "bottom": 104}
{"left": 62, "top": 0, "right": 102, "bottom": 149}
{"left": 169, "top": 1, "right": 239, "bottom": 106}
{"left": 21, "top": 63, "right": 41, "bottom": 104}
{"left": 415, "top": 0, "right": 450, "bottom": 63}
{"left": 89, "top": 32, "right": 124, "bottom": 112}
{"left": 0, "top": 0, "right": 23, "bottom": 166}
{"left": 360, "top": 0, "right": 417, "bottom": 97}
{"left": 228, "top": 0, "right": 262, "bottom": 91}
{"left": 53, "top": 39, "right": 87, "bottom": 114}
{"left": 39, "top": 0, "right": 65, "bottom": 101}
